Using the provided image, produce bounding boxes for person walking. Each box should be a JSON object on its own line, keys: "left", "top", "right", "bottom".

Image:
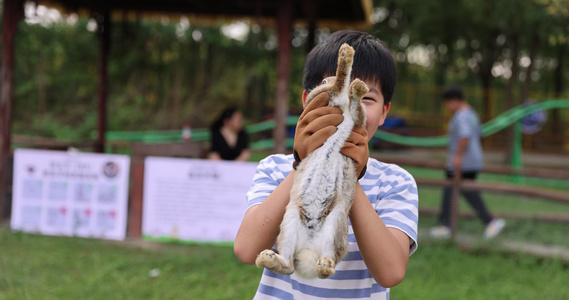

{"left": 430, "top": 87, "right": 505, "bottom": 240}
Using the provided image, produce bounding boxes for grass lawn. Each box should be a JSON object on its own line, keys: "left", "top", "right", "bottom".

{"left": 1, "top": 228, "right": 568, "bottom": 300}
{"left": 404, "top": 166, "right": 569, "bottom": 193}
{"left": 417, "top": 185, "right": 569, "bottom": 215}
{"left": 0, "top": 230, "right": 261, "bottom": 300}
{"left": 394, "top": 241, "right": 569, "bottom": 300}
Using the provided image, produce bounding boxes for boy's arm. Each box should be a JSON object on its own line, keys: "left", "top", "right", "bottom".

{"left": 349, "top": 183, "right": 411, "bottom": 288}
{"left": 453, "top": 115, "right": 472, "bottom": 169}
{"left": 234, "top": 170, "right": 295, "bottom": 265}
{"left": 453, "top": 137, "right": 469, "bottom": 169}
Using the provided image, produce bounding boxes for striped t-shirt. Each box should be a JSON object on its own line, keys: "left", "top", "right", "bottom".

{"left": 246, "top": 154, "right": 419, "bottom": 300}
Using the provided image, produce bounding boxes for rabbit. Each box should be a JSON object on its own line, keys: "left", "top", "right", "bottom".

{"left": 255, "top": 43, "right": 368, "bottom": 279}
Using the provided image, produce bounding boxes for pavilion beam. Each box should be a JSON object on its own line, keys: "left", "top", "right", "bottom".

{"left": 303, "top": 0, "right": 319, "bottom": 53}
{"left": 0, "top": 0, "right": 24, "bottom": 221}
{"left": 96, "top": 6, "right": 111, "bottom": 153}
{"left": 273, "top": 0, "right": 293, "bottom": 154}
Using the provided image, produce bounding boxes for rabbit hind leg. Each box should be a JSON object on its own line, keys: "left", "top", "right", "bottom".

{"left": 256, "top": 249, "right": 295, "bottom": 275}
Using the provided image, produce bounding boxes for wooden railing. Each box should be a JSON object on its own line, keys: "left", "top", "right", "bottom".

{"left": 375, "top": 155, "right": 569, "bottom": 239}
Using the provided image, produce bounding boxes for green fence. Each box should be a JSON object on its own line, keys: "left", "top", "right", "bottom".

{"left": 106, "top": 99, "right": 569, "bottom": 161}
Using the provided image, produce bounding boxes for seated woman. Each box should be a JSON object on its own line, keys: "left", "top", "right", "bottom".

{"left": 208, "top": 107, "right": 251, "bottom": 161}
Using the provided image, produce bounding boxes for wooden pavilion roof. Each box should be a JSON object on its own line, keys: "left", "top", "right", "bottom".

{"left": 35, "top": 0, "right": 373, "bottom": 29}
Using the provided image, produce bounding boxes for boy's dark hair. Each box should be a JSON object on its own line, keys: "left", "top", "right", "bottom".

{"left": 442, "top": 87, "right": 464, "bottom": 101}
{"left": 303, "top": 30, "right": 397, "bottom": 104}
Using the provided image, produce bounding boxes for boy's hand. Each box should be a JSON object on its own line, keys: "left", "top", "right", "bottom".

{"left": 293, "top": 91, "right": 369, "bottom": 179}
{"left": 293, "top": 92, "right": 343, "bottom": 168}
{"left": 341, "top": 125, "right": 369, "bottom": 179}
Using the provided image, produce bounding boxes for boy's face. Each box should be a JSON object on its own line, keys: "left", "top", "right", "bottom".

{"left": 361, "top": 79, "right": 391, "bottom": 140}
{"left": 444, "top": 98, "right": 460, "bottom": 112}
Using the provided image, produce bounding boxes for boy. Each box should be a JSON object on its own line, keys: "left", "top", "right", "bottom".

{"left": 234, "top": 30, "right": 418, "bottom": 299}
{"left": 429, "top": 87, "right": 505, "bottom": 239}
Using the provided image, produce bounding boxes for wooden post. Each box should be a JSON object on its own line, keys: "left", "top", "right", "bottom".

{"left": 0, "top": 0, "right": 24, "bottom": 220}
{"left": 449, "top": 171, "right": 462, "bottom": 239}
{"left": 96, "top": 7, "right": 110, "bottom": 153}
{"left": 565, "top": 115, "right": 569, "bottom": 153}
{"left": 303, "top": 0, "right": 318, "bottom": 54}
{"left": 128, "top": 157, "right": 144, "bottom": 238}
{"left": 273, "top": 0, "right": 292, "bottom": 154}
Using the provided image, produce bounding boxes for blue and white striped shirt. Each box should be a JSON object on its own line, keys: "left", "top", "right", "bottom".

{"left": 246, "top": 154, "right": 419, "bottom": 300}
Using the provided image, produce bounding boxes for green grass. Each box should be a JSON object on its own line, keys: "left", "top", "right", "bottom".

{"left": 404, "top": 166, "right": 569, "bottom": 192}
{"left": 417, "top": 181, "right": 569, "bottom": 248}
{"left": 419, "top": 213, "right": 569, "bottom": 248}
{"left": 417, "top": 185, "right": 569, "bottom": 215}
{"left": 1, "top": 228, "right": 568, "bottom": 300}
{"left": 394, "top": 242, "right": 569, "bottom": 300}
{"left": 0, "top": 230, "right": 260, "bottom": 300}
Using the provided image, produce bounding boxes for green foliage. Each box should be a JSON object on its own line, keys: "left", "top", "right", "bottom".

{"left": 12, "top": 18, "right": 286, "bottom": 140}
{"left": 8, "top": 1, "right": 569, "bottom": 142}
{"left": 372, "top": 0, "right": 569, "bottom": 128}
{"left": 13, "top": 19, "right": 98, "bottom": 140}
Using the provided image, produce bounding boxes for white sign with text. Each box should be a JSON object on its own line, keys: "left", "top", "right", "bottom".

{"left": 11, "top": 149, "right": 131, "bottom": 240}
{"left": 142, "top": 157, "right": 257, "bottom": 243}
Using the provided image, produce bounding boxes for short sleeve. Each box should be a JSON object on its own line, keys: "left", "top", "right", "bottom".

{"left": 246, "top": 154, "right": 293, "bottom": 209}
{"left": 372, "top": 165, "right": 419, "bottom": 255}
{"left": 456, "top": 112, "right": 473, "bottom": 139}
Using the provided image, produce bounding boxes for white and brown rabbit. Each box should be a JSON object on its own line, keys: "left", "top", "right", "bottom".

{"left": 255, "top": 43, "right": 368, "bottom": 279}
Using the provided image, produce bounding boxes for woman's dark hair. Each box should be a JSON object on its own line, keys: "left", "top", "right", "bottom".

{"left": 211, "top": 107, "right": 238, "bottom": 132}
{"left": 303, "top": 30, "right": 397, "bottom": 104}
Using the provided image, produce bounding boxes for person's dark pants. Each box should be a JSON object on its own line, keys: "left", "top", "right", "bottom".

{"left": 438, "top": 170, "right": 493, "bottom": 226}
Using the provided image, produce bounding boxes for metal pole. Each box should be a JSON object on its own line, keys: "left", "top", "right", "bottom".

{"left": 511, "top": 120, "right": 524, "bottom": 184}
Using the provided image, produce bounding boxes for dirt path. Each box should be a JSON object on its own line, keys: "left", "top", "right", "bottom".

{"left": 419, "top": 228, "right": 569, "bottom": 261}
{"left": 375, "top": 148, "right": 569, "bottom": 170}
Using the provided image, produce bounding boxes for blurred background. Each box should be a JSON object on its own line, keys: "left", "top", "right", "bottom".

{"left": 1, "top": 0, "right": 569, "bottom": 299}
{"left": 6, "top": 0, "right": 569, "bottom": 152}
